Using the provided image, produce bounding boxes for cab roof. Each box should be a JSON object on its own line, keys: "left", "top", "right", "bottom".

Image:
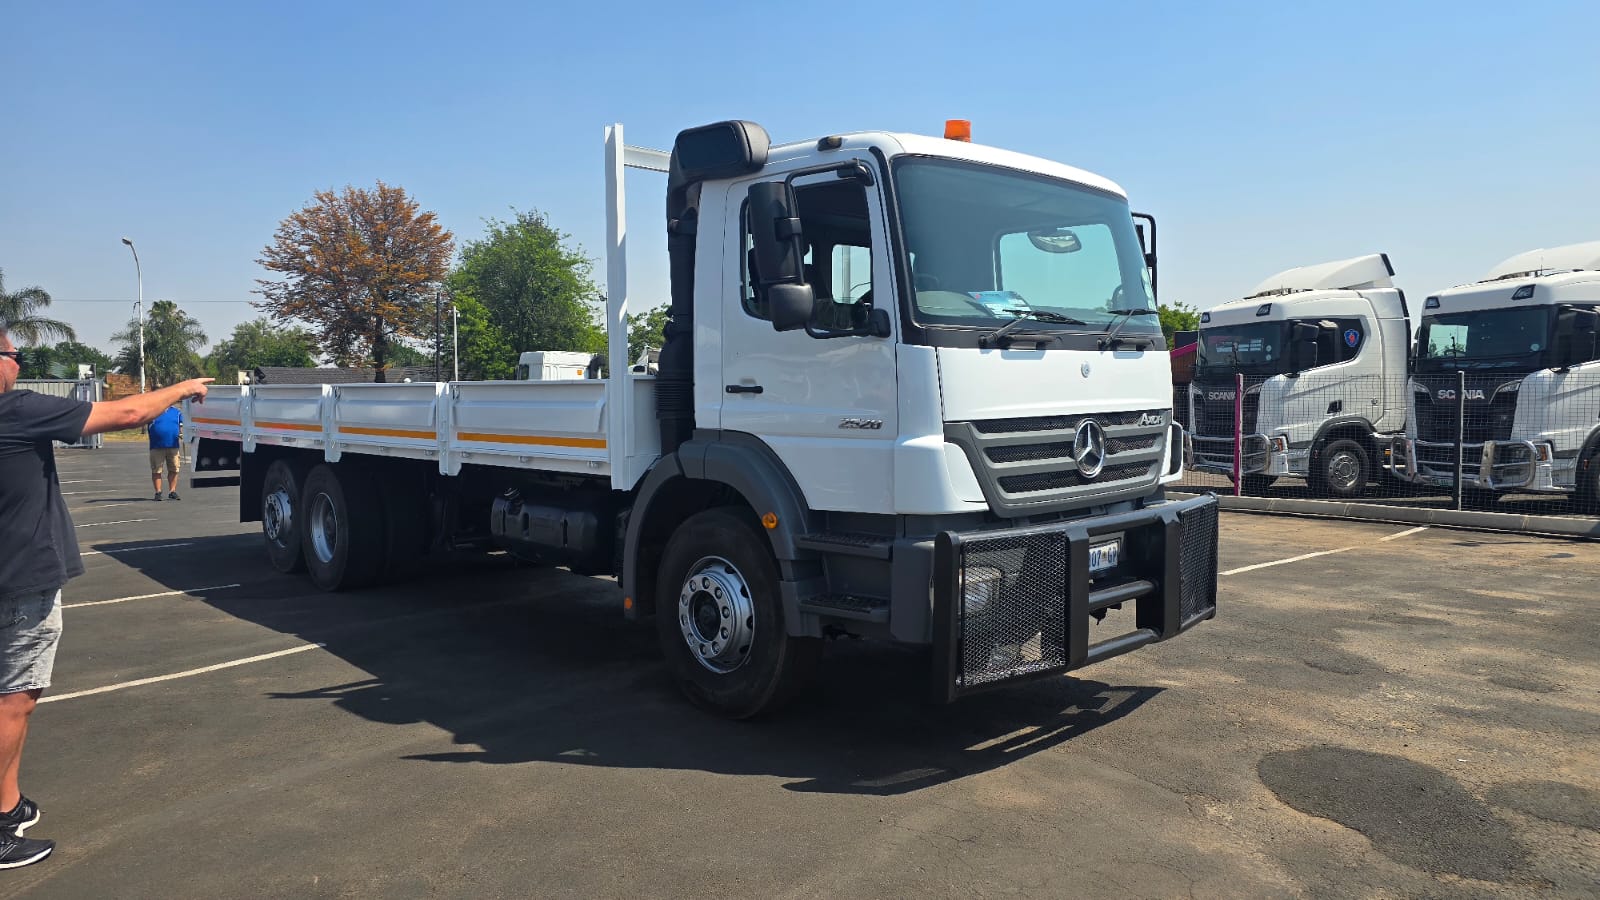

{"left": 1482, "top": 240, "right": 1600, "bottom": 282}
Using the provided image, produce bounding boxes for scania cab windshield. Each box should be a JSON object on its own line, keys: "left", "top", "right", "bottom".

{"left": 1195, "top": 322, "right": 1289, "bottom": 376}
{"left": 1416, "top": 307, "right": 1553, "bottom": 372}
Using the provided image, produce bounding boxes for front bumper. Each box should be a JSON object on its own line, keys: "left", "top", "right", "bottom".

{"left": 1388, "top": 437, "right": 1568, "bottom": 494}
{"left": 930, "top": 494, "right": 1220, "bottom": 701}
{"left": 1189, "top": 433, "right": 1307, "bottom": 478}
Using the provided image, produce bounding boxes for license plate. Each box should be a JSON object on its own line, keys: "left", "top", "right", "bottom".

{"left": 1089, "top": 540, "right": 1121, "bottom": 575}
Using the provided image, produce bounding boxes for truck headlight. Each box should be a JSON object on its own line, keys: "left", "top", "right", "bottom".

{"left": 961, "top": 566, "right": 1004, "bottom": 616}
{"left": 1536, "top": 442, "right": 1552, "bottom": 462}
{"left": 1271, "top": 435, "right": 1289, "bottom": 453}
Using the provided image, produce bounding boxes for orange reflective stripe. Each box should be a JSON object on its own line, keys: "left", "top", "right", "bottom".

{"left": 192, "top": 417, "right": 240, "bottom": 426}
{"left": 338, "top": 426, "right": 437, "bottom": 440}
{"left": 254, "top": 421, "right": 321, "bottom": 432}
{"left": 455, "top": 431, "right": 606, "bottom": 449}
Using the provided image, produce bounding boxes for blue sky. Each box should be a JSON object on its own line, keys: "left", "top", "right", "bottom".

{"left": 3, "top": 0, "right": 1597, "bottom": 354}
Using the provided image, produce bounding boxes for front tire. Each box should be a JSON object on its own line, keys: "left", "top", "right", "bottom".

{"left": 1240, "top": 474, "right": 1274, "bottom": 495}
{"left": 1576, "top": 451, "right": 1600, "bottom": 514}
{"left": 300, "top": 464, "right": 386, "bottom": 591}
{"left": 1313, "top": 439, "right": 1370, "bottom": 499}
{"left": 261, "top": 460, "right": 306, "bottom": 574}
{"left": 655, "top": 508, "right": 820, "bottom": 719}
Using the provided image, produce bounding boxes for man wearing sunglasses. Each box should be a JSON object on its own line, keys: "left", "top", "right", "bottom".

{"left": 0, "top": 327, "right": 211, "bottom": 869}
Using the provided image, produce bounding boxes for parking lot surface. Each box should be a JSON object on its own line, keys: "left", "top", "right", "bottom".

{"left": 9, "top": 445, "right": 1600, "bottom": 898}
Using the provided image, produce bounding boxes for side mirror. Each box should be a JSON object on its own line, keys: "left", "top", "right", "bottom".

{"left": 1566, "top": 308, "right": 1599, "bottom": 366}
{"left": 1291, "top": 342, "right": 1320, "bottom": 372}
{"left": 747, "top": 181, "right": 815, "bottom": 332}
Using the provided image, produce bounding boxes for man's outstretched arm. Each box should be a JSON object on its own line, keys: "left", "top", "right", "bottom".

{"left": 81, "top": 379, "right": 213, "bottom": 437}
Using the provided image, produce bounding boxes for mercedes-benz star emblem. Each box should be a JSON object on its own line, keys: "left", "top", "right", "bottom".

{"left": 1073, "top": 419, "right": 1107, "bottom": 479}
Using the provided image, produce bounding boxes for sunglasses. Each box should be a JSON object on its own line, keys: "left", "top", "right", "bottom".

{"left": 0, "top": 351, "right": 20, "bottom": 362}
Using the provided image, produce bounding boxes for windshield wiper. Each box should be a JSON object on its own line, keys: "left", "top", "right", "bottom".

{"left": 980, "top": 309, "right": 1084, "bottom": 348}
{"left": 1100, "top": 308, "right": 1158, "bottom": 349}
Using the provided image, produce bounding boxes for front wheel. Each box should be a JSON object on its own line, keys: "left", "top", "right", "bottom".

{"left": 655, "top": 508, "right": 820, "bottom": 718}
{"left": 1576, "top": 451, "right": 1600, "bottom": 514}
{"left": 1313, "top": 439, "right": 1370, "bottom": 499}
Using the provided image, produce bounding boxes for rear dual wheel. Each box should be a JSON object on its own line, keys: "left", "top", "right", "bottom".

{"left": 301, "top": 464, "right": 387, "bottom": 591}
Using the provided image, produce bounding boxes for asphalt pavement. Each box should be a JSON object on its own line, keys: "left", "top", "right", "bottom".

{"left": 8, "top": 444, "right": 1600, "bottom": 898}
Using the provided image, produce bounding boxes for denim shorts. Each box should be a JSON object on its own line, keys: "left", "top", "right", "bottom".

{"left": 0, "top": 590, "right": 63, "bottom": 694}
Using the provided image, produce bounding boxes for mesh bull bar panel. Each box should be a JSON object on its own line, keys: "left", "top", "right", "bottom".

{"left": 931, "top": 495, "right": 1219, "bottom": 701}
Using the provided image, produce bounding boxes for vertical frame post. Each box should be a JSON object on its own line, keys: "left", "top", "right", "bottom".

{"left": 1454, "top": 369, "right": 1466, "bottom": 510}
{"left": 1233, "top": 372, "right": 1244, "bottom": 497}
{"left": 604, "top": 124, "right": 632, "bottom": 490}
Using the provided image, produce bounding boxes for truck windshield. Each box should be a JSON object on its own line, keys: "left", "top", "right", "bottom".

{"left": 893, "top": 158, "right": 1157, "bottom": 344}
{"left": 1195, "top": 323, "right": 1289, "bottom": 376}
{"left": 1416, "top": 307, "right": 1553, "bottom": 371}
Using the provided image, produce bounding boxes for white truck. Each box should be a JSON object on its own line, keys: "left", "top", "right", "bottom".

{"left": 1390, "top": 241, "right": 1600, "bottom": 502}
{"left": 1188, "top": 254, "right": 1411, "bottom": 497}
{"left": 188, "top": 120, "right": 1219, "bottom": 716}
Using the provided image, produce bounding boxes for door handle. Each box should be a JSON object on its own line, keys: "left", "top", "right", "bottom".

{"left": 725, "top": 384, "right": 764, "bottom": 394}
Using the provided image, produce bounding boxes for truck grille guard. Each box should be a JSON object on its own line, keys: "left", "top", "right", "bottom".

{"left": 931, "top": 494, "right": 1219, "bottom": 701}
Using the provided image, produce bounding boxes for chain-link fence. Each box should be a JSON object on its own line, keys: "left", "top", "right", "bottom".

{"left": 1172, "top": 370, "right": 1600, "bottom": 520}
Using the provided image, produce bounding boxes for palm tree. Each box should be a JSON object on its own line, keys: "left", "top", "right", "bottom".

{"left": 113, "top": 299, "right": 207, "bottom": 388}
{"left": 0, "top": 268, "right": 76, "bottom": 344}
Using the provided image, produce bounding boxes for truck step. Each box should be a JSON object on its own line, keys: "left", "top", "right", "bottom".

{"left": 797, "top": 594, "right": 890, "bottom": 623}
{"left": 794, "top": 532, "right": 893, "bottom": 559}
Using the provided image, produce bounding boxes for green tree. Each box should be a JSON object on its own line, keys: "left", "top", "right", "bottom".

{"left": 0, "top": 268, "right": 75, "bottom": 345}
{"left": 206, "top": 318, "right": 317, "bottom": 379}
{"left": 255, "top": 182, "right": 454, "bottom": 381}
{"left": 627, "top": 304, "right": 669, "bottom": 366}
{"left": 18, "top": 341, "right": 113, "bottom": 379}
{"left": 1159, "top": 301, "right": 1200, "bottom": 345}
{"left": 453, "top": 294, "right": 514, "bottom": 380}
{"left": 447, "top": 209, "right": 604, "bottom": 380}
{"left": 112, "top": 300, "right": 207, "bottom": 388}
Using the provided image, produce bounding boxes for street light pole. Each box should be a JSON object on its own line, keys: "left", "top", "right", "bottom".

{"left": 120, "top": 237, "right": 144, "bottom": 393}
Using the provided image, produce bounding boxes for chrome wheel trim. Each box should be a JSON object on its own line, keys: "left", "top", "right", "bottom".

{"left": 263, "top": 487, "right": 294, "bottom": 547}
{"left": 308, "top": 492, "right": 339, "bottom": 564}
{"left": 677, "top": 555, "right": 757, "bottom": 674}
{"left": 1328, "top": 450, "right": 1362, "bottom": 491}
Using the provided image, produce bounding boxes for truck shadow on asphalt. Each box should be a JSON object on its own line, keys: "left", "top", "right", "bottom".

{"left": 108, "top": 535, "right": 1164, "bottom": 797}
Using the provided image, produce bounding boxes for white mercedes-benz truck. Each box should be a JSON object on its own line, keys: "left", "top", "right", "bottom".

{"left": 1391, "top": 241, "right": 1600, "bottom": 502}
{"left": 188, "top": 120, "right": 1220, "bottom": 716}
{"left": 1188, "top": 254, "right": 1411, "bottom": 497}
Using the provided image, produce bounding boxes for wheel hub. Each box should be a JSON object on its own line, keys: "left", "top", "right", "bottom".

{"left": 677, "top": 556, "right": 756, "bottom": 674}
{"left": 264, "top": 488, "right": 294, "bottom": 545}
{"left": 308, "top": 492, "right": 339, "bottom": 564}
{"left": 1329, "top": 451, "right": 1361, "bottom": 489}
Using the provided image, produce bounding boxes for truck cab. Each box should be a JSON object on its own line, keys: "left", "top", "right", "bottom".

{"left": 1392, "top": 241, "right": 1600, "bottom": 500}
{"left": 1189, "top": 254, "right": 1409, "bottom": 497}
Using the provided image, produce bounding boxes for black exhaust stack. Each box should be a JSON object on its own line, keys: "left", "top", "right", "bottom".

{"left": 660, "top": 121, "right": 770, "bottom": 452}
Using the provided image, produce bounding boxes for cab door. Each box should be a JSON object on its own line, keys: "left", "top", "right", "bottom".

{"left": 716, "top": 160, "right": 900, "bottom": 514}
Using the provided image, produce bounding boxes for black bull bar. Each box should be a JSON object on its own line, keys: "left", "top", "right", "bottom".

{"left": 931, "top": 494, "right": 1219, "bottom": 701}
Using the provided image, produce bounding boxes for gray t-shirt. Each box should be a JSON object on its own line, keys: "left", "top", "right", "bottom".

{"left": 0, "top": 390, "right": 93, "bottom": 602}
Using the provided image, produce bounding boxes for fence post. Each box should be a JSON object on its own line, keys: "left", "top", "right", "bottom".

{"left": 1454, "top": 369, "right": 1466, "bottom": 511}
{"left": 1233, "top": 373, "right": 1244, "bottom": 497}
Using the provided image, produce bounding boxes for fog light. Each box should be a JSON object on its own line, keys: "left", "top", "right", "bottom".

{"left": 962, "top": 566, "right": 1004, "bottom": 615}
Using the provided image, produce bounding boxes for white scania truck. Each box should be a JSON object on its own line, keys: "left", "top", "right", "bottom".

{"left": 1390, "top": 241, "right": 1600, "bottom": 502}
{"left": 188, "top": 120, "right": 1219, "bottom": 716}
{"left": 1188, "top": 254, "right": 1411, "bottom": 497}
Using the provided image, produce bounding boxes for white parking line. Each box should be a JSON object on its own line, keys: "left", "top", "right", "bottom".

{"left": 64, "top": 584, "right": 243, "bottom": 609}
{"left": 1378, "top": 525, "right": 1430, "bottom": 542}
{"left": 39, "top": 643, "right": 325, "bottom": 704}
{"left": 74, "top": 518, "right": 154, "bottom": 528}
{"left": 74, "top": 502, "right": 133, "bottom": 512}
{"left": 59, "top": 480, "right": 103, "bottom": 484}
{"left": 82, "top": 542, "right": 196, "bottom": 557}
{"left": 1221, "top": 525, "right": 1428, "bottom": 577}
{"left": 61, "top": 489, "right": 114, "bottom": 495}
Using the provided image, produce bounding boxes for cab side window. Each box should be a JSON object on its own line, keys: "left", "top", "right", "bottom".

{"left": 1309, "top": 318, "right": 1366, "bottom": 366}
{"left": 741, "top": 179, "right": 874, "bottom": 327}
